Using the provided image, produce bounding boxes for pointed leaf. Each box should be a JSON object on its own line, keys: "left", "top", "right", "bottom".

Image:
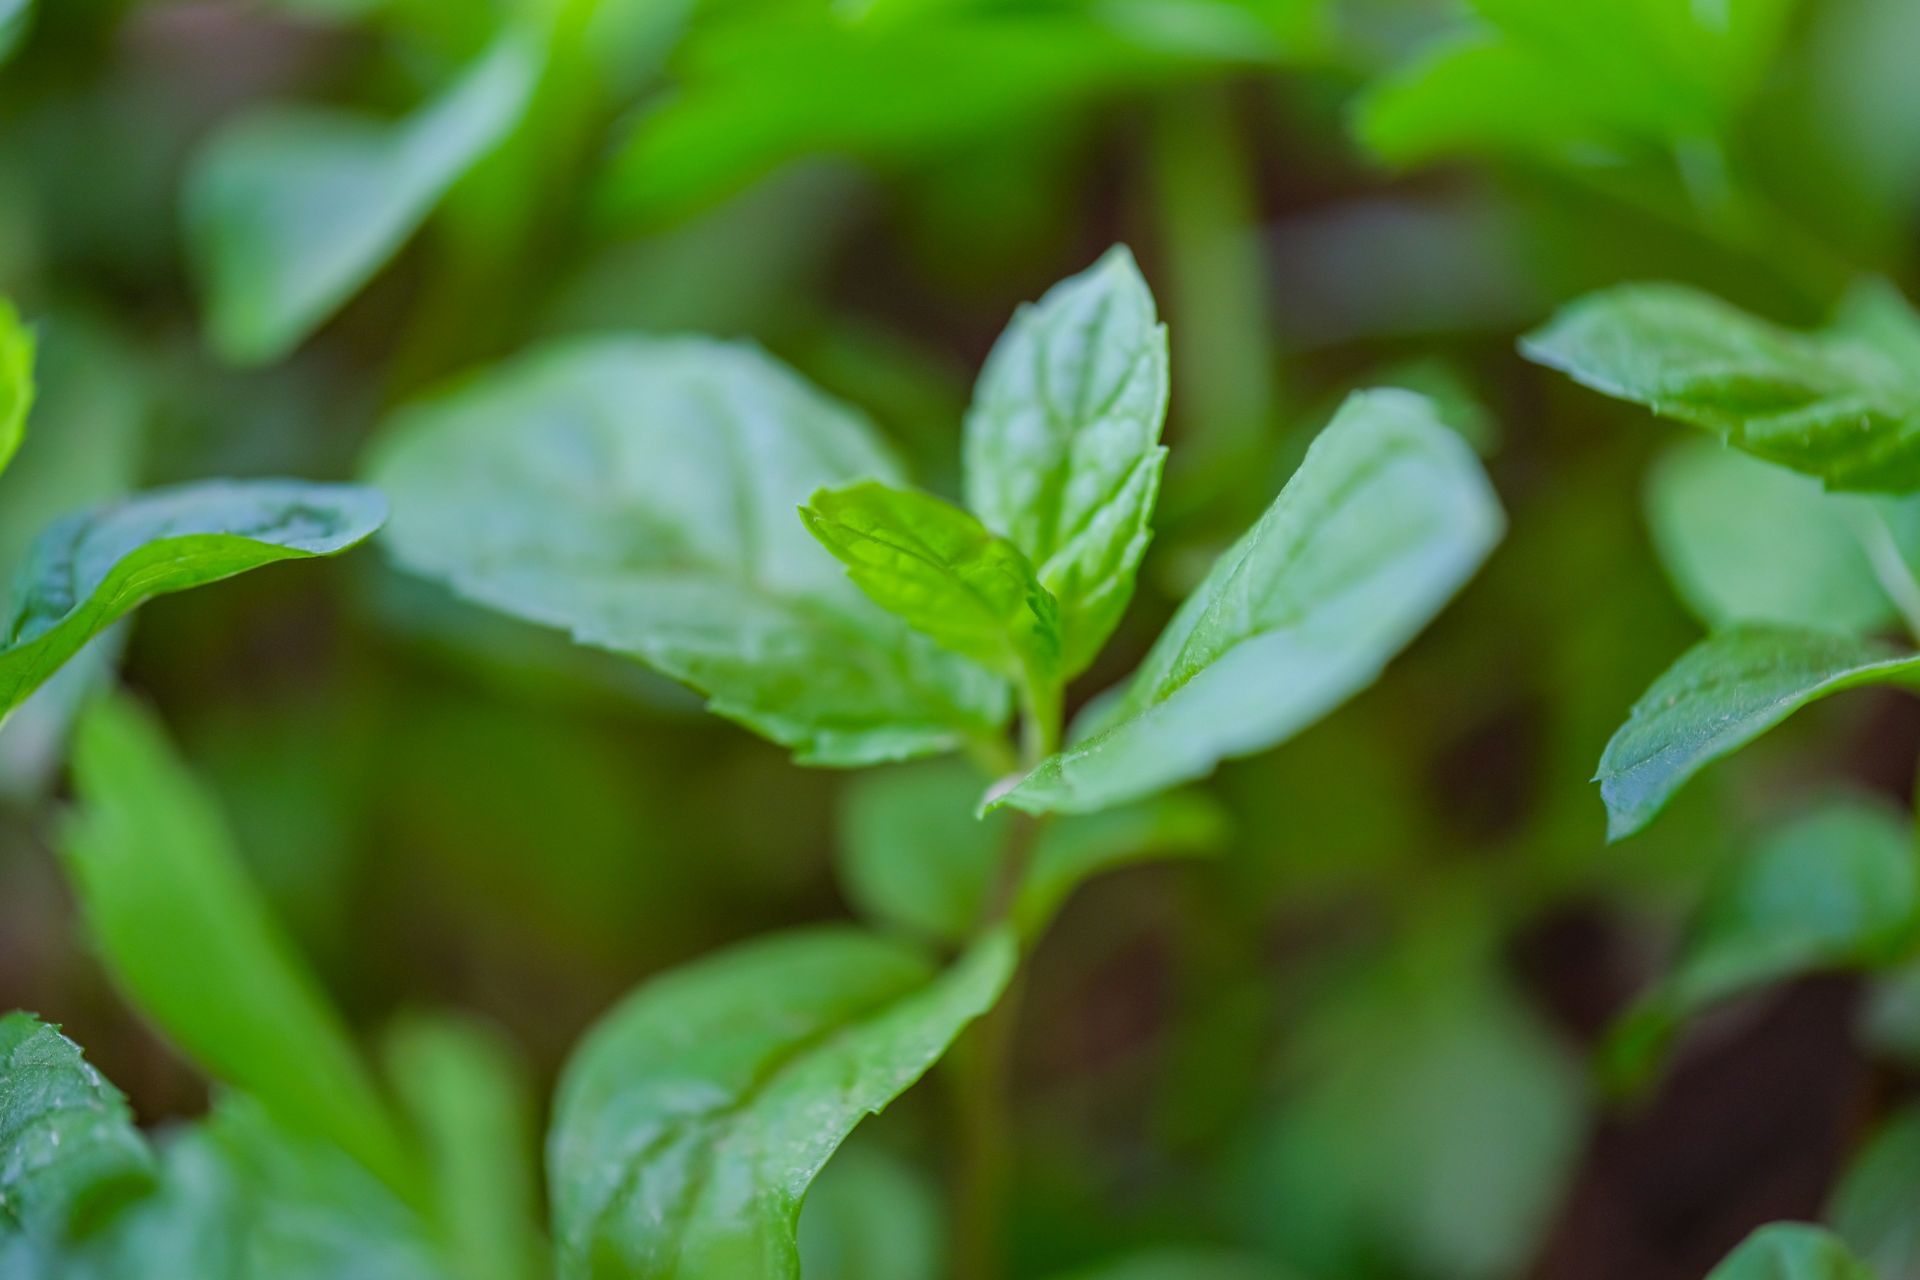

{"left": 548, "top": 926, "right": 1014, "bottom": 1280}
{"left": 184, "top": 33, "right": 539, "bottom": 363}
{"left": 0, "top": 480, "right": 385, "bottom": 724}
{"left": 0, "top": 1014, "right": 153, "bottom": 1242}
{"left": 963, "top": 245, "right": 1169, "bottom": 675}
{"left": 801, "top": 480, "right": 1060, "bottom": 684}
{"left": 369, "top": 336, "right": 1008, "bottom": 766}
{"left": 62, "top": 694, "right": 417, "bottom": 1199}
{"left": 1598, "top": 625, "right": 1920, "bottom": 840}
{"left": 993, "top": 388, "right": 1502, "bottom": 815}
{"left": 1523, "top": 282, "right": 1920, "bottom": 492}
{"left": 1707, "top": 1224, "right": 1875, "bottom": 1280}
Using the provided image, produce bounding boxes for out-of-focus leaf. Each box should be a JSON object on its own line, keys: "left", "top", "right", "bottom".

{"left": 183, "top": 33, "right": 539, "bottom": 364}
{"left": 0, "top": 481, "right": 385, "bottom": 723}
{"left": 369, "top": 336, "right": 1008, "bottom": 766}
{"left": 1050, "top": 1251, "right": 1293, "bottom": 1280}
{"left": 1359, "top": 0, "right": 1794, "bottom": 164}
{"left": 63, "top": 694, "right": 417, "bottom": 1199}
{"left": 1647, "top": 442, "right": 1910, "bottom": 632}
{"left": 1523, "top": 282, "right": 1920, "bottom": 492}
{"left": 839, "top": 758, "right": 1225, "bottom": 943}
{"left": 0, "top": 1014, "right": 153, "bottom": 1242}
{"left": 1231, "top": 950, "right": 1583, "bottom": 1280}
{"left": 801, "top": 481, "right": 1061, "bottom": 686}
{"left": 547, "top": 926, "right": 1014, "bottom": 1280}
{"left": 0, "top": 299, "right": 32, "bottom": 480}
{"left": 795, "top": 1143, "right": 942, "bottom": 1280}
{"left": 1829, "top": 1103, "right": 1920, "bottom": 1280}
{"left": 1706, "top": 1224, "right": 1875, "bottom": 1280}
{"left": 992, "top": 389, "right": 1502, "bottom": 816}
{"left": 385, "top": 1017, "right": 543, "bottom": 1280}
{"left": 963, "top": 245, "right": 1169, "bottom": 676}
{"left": 1597, "top": 626, "right": 1920, "bottom": 840}
{"left": 1604, "top": 799, "right": 1916, "bottom": 1090}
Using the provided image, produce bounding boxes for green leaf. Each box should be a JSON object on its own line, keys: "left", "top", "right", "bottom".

{"left": 62, "top": 693, "right": 418, "bottom": 1200}
{"left": 0, "top": 480, "right": 385, "bottom": 724}
{"left": 1707, "top": 1224, "right": 1876, "bottom": 1280}
{"left": 0, "top": 1014, "right": 153, "bottom": 1242}
{"left": 547, "top": 925, "right": 1015, "bottom": 1280}
{"left": 1050, "top": 1251, "right": 1293, "bottom": 1280}
{"left": 795, "top": 1144, "right": 942, "bottom": 1280}
{"left": 384, "top": 1017, "right": 543, "bottom": 1280}
{"left": 1230, "top": 946, "right": 1583, "bottom": 1280}
{"left": 963, "top": 245, "right": 1170, "bottom": 676}
{"left": 839, "top": 759, "right": 1225, "bottom": 943}
{"left": 1604, "top": 799, "right": 1917, "bottom": 1089}
{"left": 1597, "top": 625, "right": 1920, "bottom": 840}
{"left": 801, "top": 480, "right": 1060, "bottom": 686}
{"left": 369, "top": 336, "right": 1008, "bottom": 766}
{"left": 1358, "top": 0, "right": 1793, "bottom": 165}
{"left": 183, "top": 32, "right": 539, "bottom": 364}
{"left": 992, "top": 388, "right": 1502, "bottom": 816}
{"left": 0, "top": 299, "right": 33, "bottom": 481}
{"left": 1647, "top": 441, "right": 1914, "bottom": 633}
{"left": 1522, "top": 282, "right": 1920, "bottom": 492}
{"left": 1829, "top": 1104, "right": 1920, "bottom": 1280}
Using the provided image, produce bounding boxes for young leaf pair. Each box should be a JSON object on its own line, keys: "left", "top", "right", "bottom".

{"left": 371, "top": 247, "right": 1506, "bottom": 822}
{"left": 1522, "top": 279, "right": 1920, "bottom": 838}
{"left": 5, "top": 692, "right": 1011, "bottom": 1280}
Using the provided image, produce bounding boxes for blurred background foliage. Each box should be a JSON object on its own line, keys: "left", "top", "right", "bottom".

{"left": 5, "top": 0, "right": 1920, "bottom": 1276}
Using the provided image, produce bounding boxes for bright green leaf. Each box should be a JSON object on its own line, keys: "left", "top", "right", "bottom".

{"left": 369, "top": 336, "right": 1008, "bottom": 766}
{"left": 0, "top": 480, "right": 385, "bottom": 724}
{"left": 1523, "top": 282, "right": 1920, "bottom": 492}
{"left": 993, "top": 388, "right": 1502, "bottom": 816}
{"left": 0, "top": 1014, "right": 153, "bottom": 1242}
{"left": 963, "top": 245, "right": 1170, "bottom": 676}
{"left": 1605, "top": 799, "right": 1917, "bottom": 1089}
{"left": 1647, "top": 441, "right": 1915, "bottom": 633}
{"left": 1597, "top": 625, "right": 1920, "bottom": 840}
{"left": 62, "top": 693, "right": 417, "bottom": 1200}
{"left": 0, "top": 299, "right": 33, "bottom": 481}
{"left": 385, "top": 1017, "right": 543, "bottom": 1280}
{"left": 183, "top": 33, "right": 539, "bottom": 364}
{"left": 1829, "top": 1103, "right": 1920, "bottom": 1280}
{"left": 547, "top": 926, "right": 1014, "bottom": 1280}
{"left": 1707, "top": 1224, "right": 1876, "bottom": 1280}
{"left": 839, "top": 759, "right": 1225, "bottom": 943}
{"left": 801, "top": 480, "right": 1061, "bottom": 686}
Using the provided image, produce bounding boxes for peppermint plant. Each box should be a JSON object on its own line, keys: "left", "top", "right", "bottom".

{"left": 0, "top": 249, "right": 1506, "bottom": 1279}
{"left": 1525, "top": 276, "right": 1920, "bottom": 1277}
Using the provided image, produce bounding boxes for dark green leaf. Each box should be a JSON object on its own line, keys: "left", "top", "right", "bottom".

{"left": 801, "top": 480, "right": 1061, "bottom": 685}
{"left": 0, "top": 1014, "right": 153, "bottom": 1242}
{"left": 0, "top": 481, "right": 385, "bottom": 724}
{"left": 63, "top": 694, "right": 417, "bottom": 1199}
{"left": 1523, "top": 282, "right": 1920, "bottom": 492}
{"left": 993, "top": 388, "right": 1502, "bottom": 815}
{"left": 963, "top": 245, "right": 1170, "bottom": 676}
{"left": 548, "top": 926, "right": 1014, "bottom": 1280}
{"left": 369, "top": 336, "right": 1008, "bottom": 766}
{"left": 1707, "top": 1224, "right": 1875, "bottom": 1280}
{"left": 1605, "top": 799, "right": 1917, "bottom": 1089}
{"left": 1829, "top": 1103, "right": 1920, "bottom": 1280}
{"left": 839, "top": 759, "right": 1225, "bottom": 943}
{"left": 1597, "top": 626, "right": 1920, "bottom": 840}
{"left": 183, "top": 33, "right": 539, "bottom": 364}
